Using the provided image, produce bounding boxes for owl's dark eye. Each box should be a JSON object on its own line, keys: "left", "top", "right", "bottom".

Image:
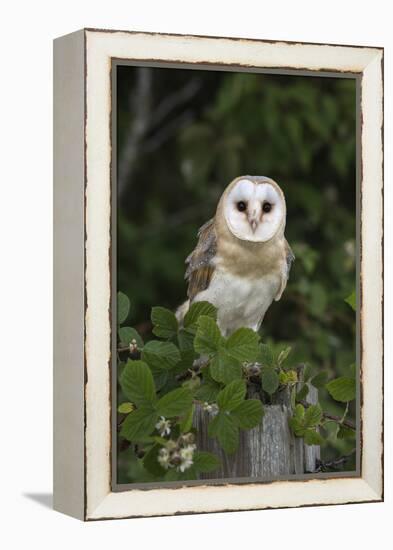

{"left": 262, "top": 201, "right": 272, "bottom": 213}
{"left": 237, "top": 201, "right": 247, "bottom": 212}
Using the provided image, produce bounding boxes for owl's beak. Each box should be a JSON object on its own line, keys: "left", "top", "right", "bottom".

{"left": 248, "top": 203, "right": 261, "bottom": 233}
{"left": 249, "top": 219, "right": 258, "bottom": 233}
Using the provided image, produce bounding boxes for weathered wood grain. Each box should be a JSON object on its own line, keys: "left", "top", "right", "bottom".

{"left": 194, "top": 378, "right": 320, "bottom": 480}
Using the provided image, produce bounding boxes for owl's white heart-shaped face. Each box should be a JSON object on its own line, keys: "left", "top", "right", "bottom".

{"left": 223, "top": 178, "right": 285, "bottom": 242}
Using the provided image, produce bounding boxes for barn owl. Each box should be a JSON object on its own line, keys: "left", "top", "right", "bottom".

{"left": 177, "top": 176, "right": 294, "bottom": 336}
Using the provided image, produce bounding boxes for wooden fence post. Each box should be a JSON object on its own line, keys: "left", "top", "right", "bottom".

{"left": 194, "top": 373, "right": 320, "bottom": 480}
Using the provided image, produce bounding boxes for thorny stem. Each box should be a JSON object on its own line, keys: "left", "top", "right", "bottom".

{"left": 299, "top": 400, "right": 355, "bottom": 430}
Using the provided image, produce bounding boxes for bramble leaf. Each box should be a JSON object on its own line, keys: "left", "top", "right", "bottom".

{"left": 117, "top": 291, "right": 130, "bottom": 324}
{"left": 194, "top": 316, "right": 223, "bottom": 355}
{"left": 311, "top": 371, "right": 329, "bottom": 389}
{"left": 208, "top": 412, "right": 239, "bottom": 454}
{"left": 304, "top": 404, "right": 323, "bottom": 428}
{"left": 294, "top": 403, "right": 305, "bottom": 420}
{"left": 177, "top": 329, "right": 195, "bottom": 352}
{"left": 193, "top": 451, "right": 220, "bottom": 473}
{"left": 209, "top": 349, "right": 242, "bottom": 384}
{"left": 326, "top": 377, "right": 356, "bottom": 402}
{"left": 304, "top": 429, "right": 324, "bottom": 446}
{"left": 194, "top": 378, "right": 221, "bottom": 403}
{"left": 184, "top": 301, "right": 217, "bottom": 332}
{"left": 142, "top": 340, "right": 181, "bottom": 370}
{"left": 225, "top": 328, "right": 260, "bottom": 362}
{"left": 216, "top": 380, "right": 246, "bottom": 411}
{"left": 156, "top": 387, "right": 193, "bottom": 417}
{"left": 179, "top": 404, "right": 195, "bottom": 433}
{"left": 117, "top": 402, "right": 134, "bottom": 414}
{"left": 261, "top": 367, "right": 279, "bottom": 395}
{"left": 345, "top": 290, "right": 356, "bottom": 311}
{"left": 303, "top": 364, "right": 314, "bottom": 382}
{"left": 277, "top": 346, "right": 291, "bottom": 366}
{"left": 151, "top": 307, "right": 178, "bottom": 339}
{"left": 337, "top": 425, "right": 356, "bottom": 439}
{"left": 142, "top": 443, "right": 167, "bottom": 476}
{"left": 288, "top": 416, "right": 305, "bottom": 436}
{"left": 120, "top": 360, "right": 156, "bottom": 406}
{"left": 232, "top": 399, "right": 264, "bottom": 429}
{"left": 257, "top": 343, "right": 274, "bottom": 368}
{"left": 295, "top": 384, "right": 309, "bottom": 402}
{"left": 120, "top": 406, "right": 157, "bottom": 441}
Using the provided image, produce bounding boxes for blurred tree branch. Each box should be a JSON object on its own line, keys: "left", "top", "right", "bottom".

{"left": 118, "top": 68, "right": 153, "bottom": 197}
{"left": 118, "top": 71, "right": 202, "bottom": 197}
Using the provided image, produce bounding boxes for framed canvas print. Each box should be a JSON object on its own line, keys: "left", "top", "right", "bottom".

{"left": 53, "top": 28, "right": 383, "bottom": 520}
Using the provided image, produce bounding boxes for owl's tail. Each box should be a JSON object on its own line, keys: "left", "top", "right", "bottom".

{"left": 175, "top": 300, "right": 190, "bottom": 326}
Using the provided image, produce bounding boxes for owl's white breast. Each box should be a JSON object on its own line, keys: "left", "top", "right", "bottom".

{"left": 194, "top": 266, "right": 281, "bottom": 336}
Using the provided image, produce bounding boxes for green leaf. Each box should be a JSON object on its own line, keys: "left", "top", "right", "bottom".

{"left": 163, "top": 469, "right": 183, "bottom": 482}
{"left": 142, "top": 443, "right": 167, "bottom": 476}
{"left": 120, "top": 407, "right": 158, "bottom": 441}
{"left": 164, "top": 467, "right": 198, "bottom": 481}
{"left": 337, "top": 425, "right": 356, "bottom": 439}
{"left": 232, "top": 399, "right": 264, "bottom": 429}
{"left": 209, "top": 348, "right": 242, "bottom": 384}
{"left": 177, "top": 329, "right": 195, "bottom": 352}
{"left": 217, "top": 380, "right": 246, "bottom": 411}
{"left": 303, "top": 364, "right": 314, "bottom": 382}
{"left": 304, "top": 429, "right": 324, "bottom": 446}
{"left": 225, "top": 328, "right": 260, "bottom": 362}
{"left": 150, "top": 366, "right": 168, "bottom": 392}
{"left": 295, "top": 384, "right": 309, "bottom": 402}
{"left": 193, "top": 451, "right": 220, "bottom": 473}
{"left": 294, "top": 403, "right": 305, "bottom": 420}
{"left": 142, "top": 340, "right": 181, "bottom": 370}
{"left": 179, "top": 404, "right": 195, "bottom": 433}
{"left": 326, "top": 377, "right": 356, "bottom": 402}
{"left": 182, "top": 375, "right": 201, "bottom": 392}
{"left": 277, "top": 347, "right": 291, "bottom": 366}
{"left": 117, "top": 402, "right": 134, "bottom": 414}
{"left": 156, "top": 388, "right": 193, "bottom": 417}
{"left": 194, "top": 316, "right": 223, "bottom": 355}
{"left": 194, "top": 378, "right": 221, "bottom": 403}
{"left": 120, "top": 360, "right": 156, "bottom": 406}
{"left": 151, "top": 307, "right": 178, "bottom": 339}
{"left": 345, "top": 290, "right": 356, "bottom": 311}
{"left": 184, "top": 301, "right": 217, "bottom": 331}
{"left": 288, "top": 416, "right": 305, "bottom": 437}
{"left": 311, "top": 371, "right": 328, "bottom": 389}
{"left": 208, "top": 412, "right": 239, "bottom": 454}
{"left": 257, "top": 343, "right": 274, "bottom": 368}
{"left": 174, "top": 349, "right": 196, "bottom": 374}
{"left": 304, "top": 404, "right": 323, "bottom": 428}
{"left": 117, "top": 291, "right": 130, "bottom": 324}
{"left": 118, "top": 326, "right": 144, "bottom": 348}
{"left": 261, "top": 367, "right": 279, "bottom": 395}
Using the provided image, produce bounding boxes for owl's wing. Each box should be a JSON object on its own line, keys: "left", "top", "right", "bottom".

{"left": 185, "top": 218, "right": 217, "bottom": 301}
{"left": 275, "top": 240, "right": 295, "bottom": 301}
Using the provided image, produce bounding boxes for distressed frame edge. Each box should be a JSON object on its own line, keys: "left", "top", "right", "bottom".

{"left": 53, "top": 29, "right": 86, "bottom": 520}
{"left": 81, "top": 29, "right": 383, "bottom": 521}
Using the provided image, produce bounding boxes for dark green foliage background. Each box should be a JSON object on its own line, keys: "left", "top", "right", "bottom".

{"left": 117, "top": 66, "right": 357, "bottom": 480}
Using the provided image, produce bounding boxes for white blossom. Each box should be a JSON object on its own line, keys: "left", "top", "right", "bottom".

{"left": 203, "top": 402, "right": 219, "bottom": 416}
{"left": 155, "top": 416, "right": 171, "bottom": 437}
{"left": 157, "top": 448, "right": 171, "bottom": 469}
{"left": 178, "top": 444, "right": 196, "bottom": 472}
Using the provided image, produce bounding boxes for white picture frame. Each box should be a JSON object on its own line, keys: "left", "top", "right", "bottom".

{"left": 53, "top": 28, "right": 383, "bottom": 520}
